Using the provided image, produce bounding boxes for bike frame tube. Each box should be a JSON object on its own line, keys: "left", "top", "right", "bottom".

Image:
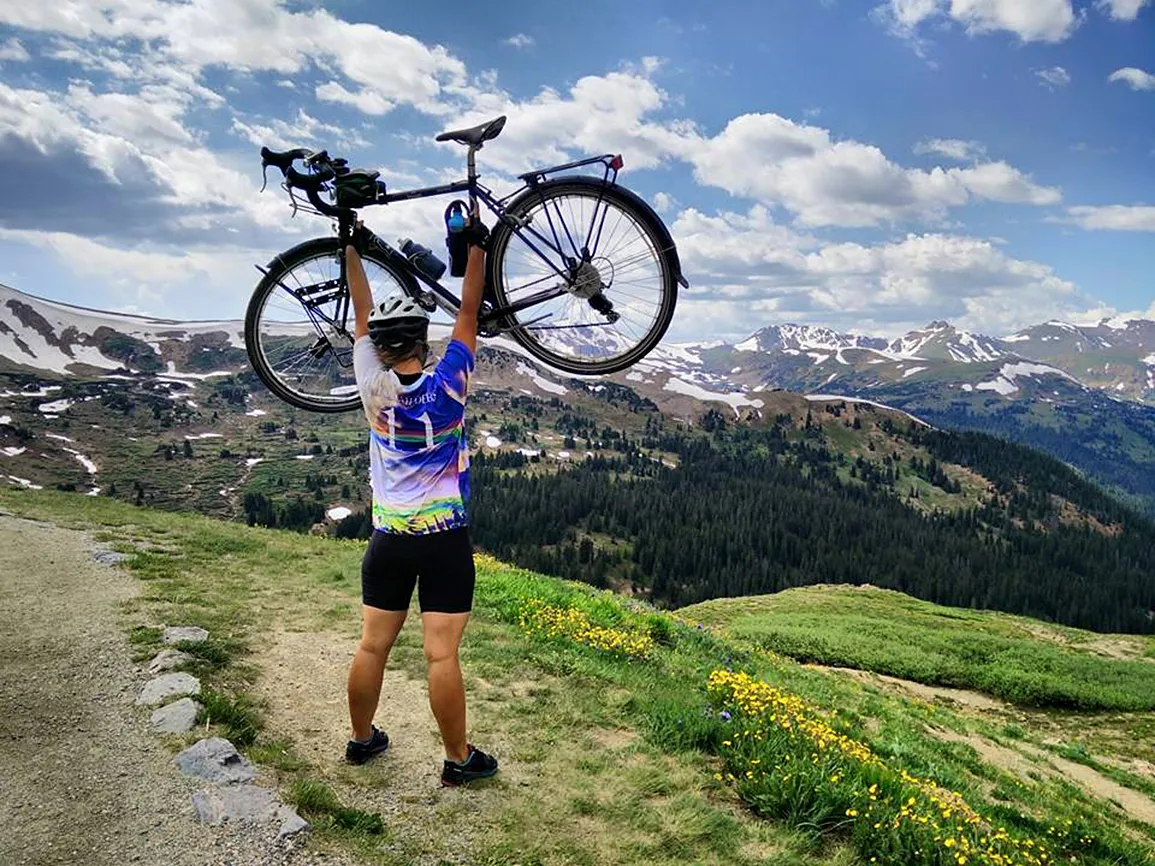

{"left": 291, "top": 150, "right": 626, "bottom": 342}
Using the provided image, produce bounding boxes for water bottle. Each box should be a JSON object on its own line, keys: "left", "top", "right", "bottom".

{"left": 399, "top": 238, "right": 446, "bottom": 282}
{"left": 445, "top": 200, "right": 469, "bottom": 278}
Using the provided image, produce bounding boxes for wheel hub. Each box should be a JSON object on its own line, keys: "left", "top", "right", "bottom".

{"left": 569, "top": 259, "right": 603, "bottom": 299}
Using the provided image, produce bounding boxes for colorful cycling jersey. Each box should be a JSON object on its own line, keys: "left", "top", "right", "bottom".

{"left": 353, "top": 336, "right": 473, "bottom": 535}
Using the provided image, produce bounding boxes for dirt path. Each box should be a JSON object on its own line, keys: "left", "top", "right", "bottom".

{"left": 933, "top": 727, "right": 1155, "bottom": 826}
{"left": 0, "top": 513, "right": 338, "bottom": 866}
{"left": 804, "top": 663, "right": 1007, "bottom": 711}
{"left": 252, "top": 627, "right": 524, "bottom": 865}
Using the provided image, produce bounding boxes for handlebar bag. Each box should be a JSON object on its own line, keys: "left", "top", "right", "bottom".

{"left": 335, "top": 170, "right": 383, "bottom": 208}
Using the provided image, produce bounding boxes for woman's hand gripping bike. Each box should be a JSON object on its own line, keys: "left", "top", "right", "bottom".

{"left": 245, "top": 114, "right": 687, "bottom": 413}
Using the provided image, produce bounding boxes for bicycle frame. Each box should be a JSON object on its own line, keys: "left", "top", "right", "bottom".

{"left": 259, "top": 149, "right": 632, "bottom": 361}
{"left": 350, "top": 152, "right": 625, "bottom": 331}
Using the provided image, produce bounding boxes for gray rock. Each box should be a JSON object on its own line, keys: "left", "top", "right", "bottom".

{"left": 136, "top": 673, "right": 200, "bottom": 707}
{"left": 174, "top": 737, "right": 255, "bottom": 784}
{"left": 162, "top": 626, "right": 208, "bottom": 645}
{"left": 91, "top": 549, "right": 129, "bottom": 566}
{"left": 147, "top": 649, "right": 194, "bottom": 675}
{"left": 191, "top": 785, "right": 277, "bottom": 824}
{"left": 150, "top": 697, "right": 200, "bottom": 733}
{"left": 276, "top": 808, "right": 310, "bottom": 840}
{"left": 190, "top": 785, "right": 311, "bottom": 839}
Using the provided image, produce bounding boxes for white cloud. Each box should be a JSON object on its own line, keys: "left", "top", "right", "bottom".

{"left": 955, "top": 161, "right": 1060, "bottom": 205}
{"left": 1034, "top": 66, "right": 1071, "bottom": 89}
{"left": 505, "top": 33, "right": 534, "bottom": 49}
{"left": 315, "top": 81, "right": 395, "bottom": 115}
{"left": 1065, "top": 205, "right": 1155, "bottom": 231}
{"left": 876, "top": 0, "right": 1079, "bottom": 44}
{"left": 0, "top": 227, "right": 258, "bottom": 312}
{"left": 0, "top": 1, "right": 468, "bottom": 117}
{"left": 689, "top": 113, "right": 1059, "bottom": 226}
{"left": 667, "top": 206, "right": 1083, "bottom": 338}
{"left": 652, "top": 192, "right": 678, "bottom": 215}
{"left": 231, "top": 109, "right": 368, "bottom": 151}
{"left": 1097, "top": 0, "right": 1150, "bottom": 20}
{"left": 0, "top": 37, "right": 30, "bottom": 61}
{"left": 914, "top": 138, "right": 986, "bottom": 161}
{"left": 446, "top": 68, "right": 698, "bottom": 175}
{"left": 1109, "top": 67, "right": 1155, "bottom": 91}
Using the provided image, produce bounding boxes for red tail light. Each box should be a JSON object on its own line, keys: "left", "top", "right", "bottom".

{"left": 609, "top": 155, "right": 624, "bottom": 171}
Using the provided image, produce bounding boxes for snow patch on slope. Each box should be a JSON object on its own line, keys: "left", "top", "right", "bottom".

{"left": 804, "top": 395, "right": 931, "bottom": 428}
{"left": 515, "top": 363, "right": 567, "bottom": 395}
{"left": 663, "top": 378, "right": 764, "bottom": 417}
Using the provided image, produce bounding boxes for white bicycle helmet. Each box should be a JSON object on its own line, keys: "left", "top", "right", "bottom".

{"left": 367, "top": 291, "right": 430, "bottom": 352}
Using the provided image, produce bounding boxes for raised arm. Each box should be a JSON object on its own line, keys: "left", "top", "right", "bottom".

{"left": 346, "top": 240, "right": 374, "bottom": 340}
{"left": 451, "top": 215, "right": 488, "bottom": 354}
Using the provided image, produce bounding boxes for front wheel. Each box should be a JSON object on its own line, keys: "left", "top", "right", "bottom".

{"left": 487, "top": 178, "right": 680, "bottom": 375}
{"left": 244, "top": 237, "right": 415, "bottom": 413}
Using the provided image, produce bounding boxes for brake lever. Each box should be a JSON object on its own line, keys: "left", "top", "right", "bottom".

{"left": 260, "top": 163, "right": 269, "bottom": 193}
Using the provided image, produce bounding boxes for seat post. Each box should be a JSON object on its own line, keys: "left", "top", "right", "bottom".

{"left": 467, "top": 146, "right": 478, "bottom": 208}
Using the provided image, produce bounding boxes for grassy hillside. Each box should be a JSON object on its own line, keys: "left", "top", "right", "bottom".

{"left": 680, "top": 586, "right": 1155, "bottom": 710}
{"left": 3, "top": 487, "right": 1154, "bottom": 866}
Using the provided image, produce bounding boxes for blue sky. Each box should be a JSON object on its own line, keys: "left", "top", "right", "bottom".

{"left": 0, "top": 0, "right": 1152, "bottom": 341}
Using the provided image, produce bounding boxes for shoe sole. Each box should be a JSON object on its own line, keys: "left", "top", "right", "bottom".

{"left": 345, "top": 745, "right": 390, "bottom": 765}
{"left": 440, "top": 768, "right": 498, "bottom": 787}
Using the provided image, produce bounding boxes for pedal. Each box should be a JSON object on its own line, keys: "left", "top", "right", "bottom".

{"left": 413, "top": 288, "right": 437, "bottom": 312}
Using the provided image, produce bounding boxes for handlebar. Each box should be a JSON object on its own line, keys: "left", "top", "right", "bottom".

{"left": 261, "top": 146, "right": 346, "bottom": 218}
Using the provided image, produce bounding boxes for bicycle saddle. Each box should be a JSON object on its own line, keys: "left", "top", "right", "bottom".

{"left": 435, "top": 115, "right": 507, "bottom": 147}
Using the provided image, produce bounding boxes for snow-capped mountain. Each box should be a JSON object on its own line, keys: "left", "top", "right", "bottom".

{"left": 884, "top": 321, "right": 1008, "bottom": 364}
{"left": 0, "top": 283, "right": 249, "bottom": 377}
{"left": 3, "top": 282, "right": 1155, "bottom": 515}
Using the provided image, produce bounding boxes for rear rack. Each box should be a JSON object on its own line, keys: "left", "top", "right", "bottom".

{"left": 518, "top": 154, "right": 623, "bottom": 185}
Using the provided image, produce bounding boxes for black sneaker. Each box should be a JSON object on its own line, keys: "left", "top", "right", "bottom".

{"left": 440, "top": 745, "right": 499, "bottom": 787}
{"left": 345, "top": 726, "right": 390, "bottom": 765}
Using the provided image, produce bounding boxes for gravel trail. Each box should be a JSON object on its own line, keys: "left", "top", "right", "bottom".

{"left": 0, "top": 513, "right": 346, "bottom": 866}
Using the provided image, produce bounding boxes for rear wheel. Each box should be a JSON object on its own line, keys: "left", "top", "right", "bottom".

{"left": 487, "top": 179, "right": 678, "bottom": 375}
{"left": 244, "top": 237, "right": 413, "bottom": 413}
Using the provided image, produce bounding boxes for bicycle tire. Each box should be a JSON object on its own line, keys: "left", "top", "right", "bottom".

{"left": 487, "top": 177, "right": 680, "bottom": 376}
{"left": 244, "top": 236, "right": 417, "bottom": 413}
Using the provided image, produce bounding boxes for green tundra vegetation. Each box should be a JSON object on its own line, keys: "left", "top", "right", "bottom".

{"left": 2, "top": 488, "right": 1152, "bottom": 866}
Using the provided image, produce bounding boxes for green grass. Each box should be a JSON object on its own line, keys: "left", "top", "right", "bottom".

{"left": 3, "top": 487, "right": 1153, "bottom": 866}
{"left": 197, "top": 689, "right": 263, "bottom": 746}
{"left": 288, "top": 780, "right": 385, "bottom": 835}
{"left": 680, "top": 585, "right": 1155, "bottom": 711}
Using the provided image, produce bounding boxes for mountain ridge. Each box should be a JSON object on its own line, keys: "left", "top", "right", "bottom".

{"left": 3, "top": 281, "right": 1155, "bottom": 514}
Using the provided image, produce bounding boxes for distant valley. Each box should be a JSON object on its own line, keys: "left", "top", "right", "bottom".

{"left": 2, "top": 282, "right": 1154, "bottom": 635}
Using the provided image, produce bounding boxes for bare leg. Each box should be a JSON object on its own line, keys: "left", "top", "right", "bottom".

{"left": 347, "top": 605, "right": 408, "bottom": 741}
{"left": 422, "top": 611, "right": 470, "bottom": 763}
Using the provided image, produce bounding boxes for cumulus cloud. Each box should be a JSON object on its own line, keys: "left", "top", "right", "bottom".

{"left": 1035, "top": 66, "right": 1071, "bottom": 89}
{"left": 1109, "top": 67, "right": 1155, "bottom": 90}
{"left": 1065, "top": 205, "right": 1155, "bottom": 231}
{"left": 505, "top": 33, "right": 534, "bottom": 49}
{"left": 0, "top": 0, "right": 1088, "bottom": 339}
{"left": 1097, "top": 0, "right": 1150, "bottom": 20}
{"left": 0, "top": 37, "right": 29, "bottom": 61}
{"left": 913, "top": 138, "right": 987, "bottom": 161}
{"left": 689, "top": 113, "right": 1058, "bottom": 227}
{"left": 876, "top": 0, "right": 1079, "bottom": 45}
{"left": 667, "top": 206, "right": 1084, "bottom": 338}
{"left": 0, "top": 1, "right": 468, "bottom": 117}
{"left": 652, "top": 192, "right": 678, "bottom": 215}
{"left": 231, "top": 109, "right": 369, "bottom": 151}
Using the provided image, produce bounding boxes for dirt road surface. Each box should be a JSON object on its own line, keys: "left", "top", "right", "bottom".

{"left": 0, "top": 513, "right": 342, "bottom": 866}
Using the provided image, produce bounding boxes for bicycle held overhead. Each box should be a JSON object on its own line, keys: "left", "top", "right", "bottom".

{"left": 245, "top": 114, "right": 686, "bottom": 413}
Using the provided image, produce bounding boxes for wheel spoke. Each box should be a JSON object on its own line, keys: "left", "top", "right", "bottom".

{"left": 253, "top": 245, "right": 407, "bottom": 409}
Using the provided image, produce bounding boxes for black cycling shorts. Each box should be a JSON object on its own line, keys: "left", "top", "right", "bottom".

{"left": 361, "top": 526, "right": 476, "bottom": 614}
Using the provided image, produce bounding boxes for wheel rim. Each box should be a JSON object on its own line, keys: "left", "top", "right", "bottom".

{"left": 494, "top": 190, "right": 669, "bottom": 369}
{"left": 253, "top": 249, "right": 406, "bottom": 407}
